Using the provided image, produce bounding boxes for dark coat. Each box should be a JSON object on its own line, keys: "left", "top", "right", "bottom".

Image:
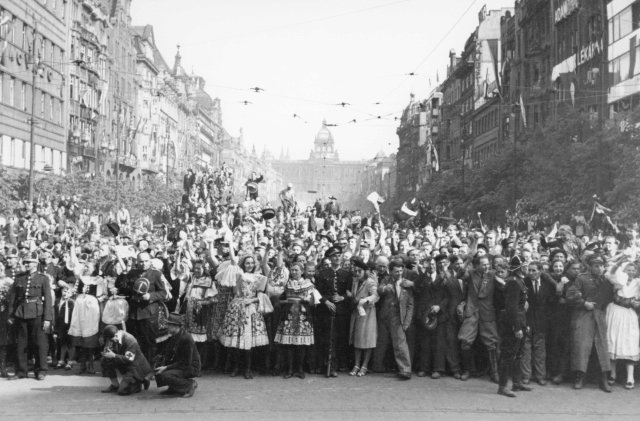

{"left": 163, "top": 331, "right": 201, "bottom": 378}
{"left": 377, "top": 276, "right": 414, "bottom": 331}
{"left": 443, "top": 274, "right": 466, "bottom": 322}
{"left": 415, "top": 272, "right": 449, "bottom": 327}
{"left": 104, "top": 331, "right": 153, "bottom": 382}
{"left": 523, "top": 273, "right": 556, "bottom": 334}
{"left": 462, "top": 269, "right": 499, "bottom": 322}
{"left": 502, "top": 276, "right": 528, "bottom": 334}
{"left": 116, "top": 268, "right": 167, "bottom": 320}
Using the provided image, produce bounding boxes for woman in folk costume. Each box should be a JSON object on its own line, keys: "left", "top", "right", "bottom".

{"left": 263, "top": 246, "right": 288, "bottom": 375}
{"left": 178, "top": 259, "right": 217, "bottom": 365}
{"left": 68, "top": 247, "right": 107, "bottom": 375}
{"left": 605, "top": 259, "right": 640, "bottom": 389}
{"left": 274, "top": 262, "right": 317, "bottom": 379}
{"left": 220, "top": 241, "right": 270, "bottom": 379}
{"left": 347, "top": 257, "right": 379, "bottom": 377}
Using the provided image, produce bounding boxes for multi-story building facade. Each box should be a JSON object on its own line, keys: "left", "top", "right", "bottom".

{"left": 0, "top": 0, "right": 69, "bottom": 175}
{"left": 66, "top": 0, "right": 110, "bottom": 175}
{"left": 470, "top": 6, "right": 512, "bottom": 166}
{"left": 396, "top": 93, "right": 428, "bottom": 198}
{"left": 607, "top": 0, "right": 640, "bottom": 114}
{"left": 551, "top": 0, "right": 607, "bottom": 120}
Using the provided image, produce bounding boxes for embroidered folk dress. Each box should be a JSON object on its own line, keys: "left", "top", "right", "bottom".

{"left": 220, "top": 272, "right": 269, "bottom": 350}
{"left": 209, "top": 261, "right": 239, "bottom": 341}
{"left": 274, "top": 278, "right": 315, "bottom": 346}
{"left": 182, "top": 275, "right": 217, "bottom": 342}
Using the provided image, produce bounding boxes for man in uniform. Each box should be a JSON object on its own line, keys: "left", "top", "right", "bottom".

{"left": 4, "top": 247, "right": 21, "bottom": 283}
{"left": 497, "top": 263, "right": 531, "bottom": 397}
{"left": 101, "top": 325, "right": 153, "bottom": 395}
{"left": 566, "top": 253, "right": 614, "bottom": 392}
{"left": 154, "top": 313, "right": 200, "bottom": 397}
{"left": 115, "top": 251, "right": 167, "bottom": 363}
{"left": 7, "top": 251, "right": 53, "bottom": 380}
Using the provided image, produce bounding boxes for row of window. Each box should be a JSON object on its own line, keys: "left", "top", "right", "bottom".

{"left": 0, "top": 8, "right": 66, "bottom": 74}
{"left": 473, "top": 108, "right": 499, "bottom": 136}
{"left": 609, "top": 3, "right": 640, "bottom": 43}
{"left": 609, "top": 44, "right": 640, "bottom": 85}
{"left": 0, "top": 72, "right": 64, "bottom": 125}
{"left": 0, "top": 135, "right": 66, "bottom": 174}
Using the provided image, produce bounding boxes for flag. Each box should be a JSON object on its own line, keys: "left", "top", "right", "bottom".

{"left": 400, "top": 201, "right": 418, "bottom": 217}
{"left": 589, "top": 200, "right": 612, "bottom": 223}
{"left": 431, "top": 140, "right": 440, "bottom": 172}
{"left": 367, "top": 192, "right": 384, "bottom": 213}
{"left": 519, "top": 94, "right": 527, "bottom": 128}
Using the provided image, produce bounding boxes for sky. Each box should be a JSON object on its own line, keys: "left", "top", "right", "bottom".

{"left": 131, "top": 0, "right": 512, "bottom": 161}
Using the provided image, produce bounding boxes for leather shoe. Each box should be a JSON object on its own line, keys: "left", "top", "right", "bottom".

{"left": 536, "top": 378, "right": 547, "bottom": 386}
{"left": 600, "top": 373, "right": 612, "bottom": 393}
{"left": 143, "top": 379, "right": 150, "bottom": 390}
{"left": 329, "top": 371, "right": 338, "bottom": 378}
{"left": 416, "top": 371, "right": 427, "bottom": 377}
{"left": 460, "top": 371, "right": 470, "bottom": 381}
{"left": 7, "top": 374, "right": 25, "bottom": 381}
{"left": 181, "top": 380, "right": 197, "bottom": 398}
{"left": 551, "top": 374, "right": 563, "bottom": 385}
{"left": 498, "top": 387, "right": 516, "bottom": 398}
{"left": 512, "top": 383, "right": 532, "bottom": 391}
{"left": 398, "top": 372, "right": 411, "bottom": 380}
{"left": 431, "top": 371, "right": 441, "bottom": 379}
{"left": 574, "top": 372, "right": 585, "bottom": 390}
{"left": 453, "top": 371, "right": 462, "bottom": 380}
{"left": 35, "top": 373, "right": 46, "bottom": 381}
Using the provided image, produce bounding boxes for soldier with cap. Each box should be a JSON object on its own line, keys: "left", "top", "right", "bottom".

{"left": 7, "top": 251, "right": 53, "bottom": 380}
{"left": 154, "top": 313, "right": 200, "bottom": 397}
{"left": 101, "top": 324, "right": 153, "bottom": 395}
{"left": 566, "top": 253, "right": 614, "bottom": 392}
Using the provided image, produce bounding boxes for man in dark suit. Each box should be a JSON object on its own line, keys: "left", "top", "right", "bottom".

{"left": 372, "top": 260, "right": 414, "bottom": 379}
{"left": 414, "top": 254, "right": 449, "bottom": 378}
{"left": 522, "top": 261, "right": 556, "bottom": 385}
{"left": 155, "top": 313, "right": 200, "bottom": 397}
{"left": 443, "top": 256, "right": 467, "bottom": 379}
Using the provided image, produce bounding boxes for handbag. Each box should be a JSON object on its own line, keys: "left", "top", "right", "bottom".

{"left": 257, "top": 292, "right": 274, "bottom": 314}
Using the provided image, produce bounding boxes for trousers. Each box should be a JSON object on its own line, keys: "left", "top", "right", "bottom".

{"left": 156, "top": 369, "right": 194, "bottom": 394}
{"left": 373, "top": 312, "right": 412, "bottom": 375}
{"left": 521, "top": 331, "right": 546, "bottom": 381}
{"left": 15, "top": 317, "right": 48, "bottom": 375}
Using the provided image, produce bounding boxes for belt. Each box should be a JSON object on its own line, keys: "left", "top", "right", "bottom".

{"left": 23, "top": 298, "right": 42, "bottom": 304}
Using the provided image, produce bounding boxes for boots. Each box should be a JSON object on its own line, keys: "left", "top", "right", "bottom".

{"left": 0, "top": 347, "right": 8, "bottom": 378}
{"left": 86, "top": 351, "right": 96, "bottom": 375}
{"left": 283, "top": 347, "right": 294, "bottom": 379}
{"left": 488, "top": 350, "right": 499, "bottom": 384}
{"left": 574, "top": 371, "right": 585, "bottom": 389}
{"left": 600, "top": 372, "right": 612, "bottom": 393}
{"left": 296, "top": 347, "right": 306, "bottom": 379}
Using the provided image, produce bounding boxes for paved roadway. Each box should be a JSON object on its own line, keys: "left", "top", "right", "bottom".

{"left": 0, "top": 370, "right": 638, "bottom": 421}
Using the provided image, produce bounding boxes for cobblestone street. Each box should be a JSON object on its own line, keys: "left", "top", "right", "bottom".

{"left": 0, "top": 370, "right": 638, "bottom": 420}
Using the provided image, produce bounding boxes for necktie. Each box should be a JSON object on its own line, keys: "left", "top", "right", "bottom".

{"left": 535, "top": 280, "right": 539, "bottom": 295}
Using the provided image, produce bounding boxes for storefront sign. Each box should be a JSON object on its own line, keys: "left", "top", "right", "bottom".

{"left": 555, "top": 0, "right": 579, "bottom": 23}
{"left": 576, "top": 38, "right": 603, "bottom": 66}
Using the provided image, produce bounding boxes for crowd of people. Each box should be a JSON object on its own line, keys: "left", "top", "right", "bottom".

{"left": 0, "top": 164, "right": 639, "bottom": 400}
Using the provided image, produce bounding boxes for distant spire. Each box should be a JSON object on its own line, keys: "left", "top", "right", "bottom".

{"left": 279, "top": 145, "right": 284, "bottom": 160}
{"left": 173, "top": 44, "right": 181, "bottom": 76}
{"left": 285, "top": 146, "right": 290, "bottom": 160}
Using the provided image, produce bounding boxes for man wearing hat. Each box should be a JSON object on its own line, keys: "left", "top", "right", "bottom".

{"left": 154, "top": 313, "right": 200, "bottom": 398}
{"left": 101, "top": 325, "right": 153, "bottom": 395}
{"left": 7, "top": 251, "right": 53, "bottom": 380}
{"left": 566, "top": 253, "right": 614, "bottom": 392}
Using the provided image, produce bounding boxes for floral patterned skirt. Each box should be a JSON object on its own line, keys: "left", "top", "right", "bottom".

{"left": 274, "top": 303, "right": 314, "bottom": 346}
{"left": 220, "top": 298, "right": 269, "bottom": 350}
{"left": 207, "top": 286, "right": 234, "bottom": 341}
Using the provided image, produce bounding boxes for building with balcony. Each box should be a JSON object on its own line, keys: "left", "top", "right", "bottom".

{"left": 0, "top": 0, "right": 69, "bottom": 175}
{"left": 66, "top": 0, "right": 110, "bottom": 175}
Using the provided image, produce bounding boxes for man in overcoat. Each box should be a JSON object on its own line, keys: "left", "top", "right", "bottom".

{"left": 566, "top": 253, "right": 613, "bottom": 392}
